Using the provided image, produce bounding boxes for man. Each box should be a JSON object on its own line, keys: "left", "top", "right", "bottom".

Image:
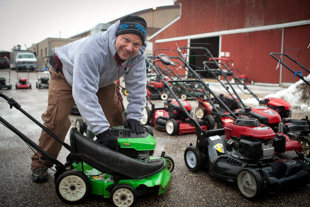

{"left": 31, "top": 15, "right": 147, "bottom": 182}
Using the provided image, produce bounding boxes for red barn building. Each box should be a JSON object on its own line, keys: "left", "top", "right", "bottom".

{"left": 148, "top": 0, "right": 310, "bottom": 85}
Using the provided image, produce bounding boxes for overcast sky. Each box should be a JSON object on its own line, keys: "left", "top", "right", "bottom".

{"left": 0, "top": 0, "right": 174, "bottom": 51}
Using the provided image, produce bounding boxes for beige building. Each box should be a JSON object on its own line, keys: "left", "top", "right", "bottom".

{"left": 28, "top": 5, "right": 180, "bottom": 69}
{"left": 29, "top": 38, "right": 79, "bottom": 68}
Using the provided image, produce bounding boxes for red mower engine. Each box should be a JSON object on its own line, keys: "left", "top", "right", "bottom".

{"left": 260, "top": 97, "right": 292, "bottom": 118}
{"left": 235, "top": 106, "right": 282, "bottom": 132}
{"left": 148, "top": 80, "right": 164, "bottom": 88}
{"left": 224, "top": 117, "right": 286, "bottom": 160}
{"left": 19, "top": 77, "right": 28, "bottom": 84}
{"left": 146, "top": 78, "right": 169, "bottom": 100}
{"left": 164, "top": 99, "right": 192, "bottom": 120}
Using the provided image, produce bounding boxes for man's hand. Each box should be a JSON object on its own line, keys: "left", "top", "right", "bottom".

{"left": 96, "top": 129, "right": 120, "bottom": 151}
{"left": 124, "top": 119, "right": 144, "bottom": 134}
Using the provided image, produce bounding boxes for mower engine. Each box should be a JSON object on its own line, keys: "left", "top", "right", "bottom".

{"left": 260, "top": 97, "right": 292, "bottom": 118}
{"left": 40, "top": 77, "right": 49, "bottom": 84}
{"left": 215, "top": 93, "right": 240, "bottom": 111}
{"left": 19, "top": 77, "right": 28, "bottom": 84}
{"left": 224, "top": 117, "right": 286, "bottom": 160}
{"left": 75, "top": 119, "right": 156, "bottom": 162}
{"left": 148, "top": 80, "right": 164, "bottom": 89}
{"left": 0, "top": 78, "right": 6, "bottom": 85}
{"left": 164, "top": 99, "right": 192, "bottom": 120}
{"left": 112, "top": 126, "right": 156, "bottom": 161}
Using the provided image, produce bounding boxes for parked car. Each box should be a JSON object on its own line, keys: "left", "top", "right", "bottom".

{"left": 10, "top": 51, "right": 37, "bottom": 71}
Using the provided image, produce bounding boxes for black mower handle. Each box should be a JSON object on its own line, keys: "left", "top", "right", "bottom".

{"left": 0, "top": 92, "right": 72, "bottom": 152}
{"left": 0, "top": 92, "right": 21, "bottom": 109}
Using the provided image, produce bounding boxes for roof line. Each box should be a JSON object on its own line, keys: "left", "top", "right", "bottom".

{"left": 154, "top": 19, "right": 310, "bottom": 43}
{"left": 148, "top": 3, "right": 182, "bottom": 41}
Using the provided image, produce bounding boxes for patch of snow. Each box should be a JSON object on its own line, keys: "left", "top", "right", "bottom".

{"left": 244, "top": 74, "right": 310, "bottom": 112}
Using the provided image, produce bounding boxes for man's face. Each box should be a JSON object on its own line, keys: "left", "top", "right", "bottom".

{"left": 115, "top": 33, "right": 143, "bottom": 61}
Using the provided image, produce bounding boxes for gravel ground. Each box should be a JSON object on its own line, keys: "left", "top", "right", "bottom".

{"left": 0, "top": 69, "right": 309, "bottom": 206}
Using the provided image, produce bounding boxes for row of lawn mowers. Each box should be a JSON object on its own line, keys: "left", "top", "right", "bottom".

{"left": 145, "top": 59, "right": 206, "bottom": 101}
{"left": 0, "top": 48, "right": 309, "bottom": 206}
{"left": 139, "top": 49, "right": 310, "bottom": 199}
{"left": 0, "top": 57, "right": 50, "bottom": 90}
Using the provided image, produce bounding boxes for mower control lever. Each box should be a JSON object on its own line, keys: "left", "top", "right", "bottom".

{"left": 0, "top": 92, "right": 21, "bottom": 109}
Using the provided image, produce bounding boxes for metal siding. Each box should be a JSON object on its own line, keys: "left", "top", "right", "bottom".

{"left": 150, "top": 0, "right": 310, "bottom": 84}
{"left": 221, "top": 29, "right": 282, "bottom": 84}
{"left": 281, "top": 25, "right": 310, "bottom": 83}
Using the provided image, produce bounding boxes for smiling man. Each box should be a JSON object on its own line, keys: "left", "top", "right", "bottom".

{"left": 31, "top": 15, "right": 147, "bottom": 182}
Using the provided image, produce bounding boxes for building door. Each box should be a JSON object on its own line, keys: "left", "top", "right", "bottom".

{"left": 189, "top": 37, "right": 219, "bottom": 78}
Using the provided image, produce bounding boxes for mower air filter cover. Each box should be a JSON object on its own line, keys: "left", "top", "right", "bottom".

{"left": 265, "top": 97, "right": 291, "bottom": 110}
{"left": 0, "top": 78, "right": 6, "bottom": 84}
{"left": 148, "top": 81, "right": 164, "bottom": 88}
{"left": 239, "top": 139, "right": 263, "bottom": 159}
{"left": 41, "top": 77, "right": 49, "bottom": 83}
{"left": 225, "top": 117, "right": 275, "bottom": 140}
{"left": 219, "top": 94, "right": 240, "bottom": 111}
{"left": 273, "top": 134, "right": 286, "bottom": 154}
{"left": 172, "top": 99, "right": 192, "bottom": 111}
{"left": 250, "top": 106, "right": 282, "bottom": 124}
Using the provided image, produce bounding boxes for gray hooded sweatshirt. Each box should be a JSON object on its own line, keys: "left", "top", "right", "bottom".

{"left": 55, "top": 20, "right": 147, "bottom": 135}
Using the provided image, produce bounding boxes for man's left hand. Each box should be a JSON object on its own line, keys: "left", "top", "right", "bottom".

{"left": 124, "top": 119, "right": 144, "bottom": 134}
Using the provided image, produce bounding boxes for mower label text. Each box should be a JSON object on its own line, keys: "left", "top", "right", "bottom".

{"left": 209, "top": 135, "right": 221, "bottom": 141}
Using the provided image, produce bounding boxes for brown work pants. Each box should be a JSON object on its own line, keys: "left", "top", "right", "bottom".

{"left": 31, "top": 67, "right": 125, "bottom": 170}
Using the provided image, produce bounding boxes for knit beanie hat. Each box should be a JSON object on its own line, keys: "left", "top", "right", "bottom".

{"left": 116, "top": 15, "right": 147, "bottom": 42}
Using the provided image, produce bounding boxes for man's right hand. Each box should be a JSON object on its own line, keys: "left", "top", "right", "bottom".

{"left": 96, "top": 129, "right": 120, "bottom": 151}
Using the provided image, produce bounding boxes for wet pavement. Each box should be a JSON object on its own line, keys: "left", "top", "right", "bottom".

{"left": 0, "top": 69, "right": 310, "bottom": 206}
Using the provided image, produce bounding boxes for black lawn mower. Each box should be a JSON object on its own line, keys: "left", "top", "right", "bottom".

{"left": 35, "top": 57, "right": 50, "bottom": 89}
{"left": 184, "top": 115, "right": 310, "bottom": 199}
{"left": 0, "top": 66, "right": 12, "bottom": 90}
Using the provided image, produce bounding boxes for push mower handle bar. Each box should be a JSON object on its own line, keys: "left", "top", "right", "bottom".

{"left": 166, "top": 55, "right": 238, "bottom": 119}
{"left": 270, "top": 52, "right": 310, "bottom": 74}
{"left": 148, "top": 59, "right": 204, "bottom": 134}
{"left": 0, "top": 92, "right": 72, "bottom": 151}
{"left": 0, "top": 92, "right": 21, "bottom": 109}
{"left": 0, "top": 115, "right": 64, "bottom": 167}
{"left": 270, "top": 53, "right": 310, "bottom": 87}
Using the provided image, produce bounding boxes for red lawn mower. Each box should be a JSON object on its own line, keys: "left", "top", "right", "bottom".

{"left": 146, "top": 71, "right": 170, "bottom": 100}
{"left": 145, "top": 97, "right": 209, "bottom": 135}
{"left": 209, "top": 57, "right": 254, "bottom": 85}
{"left": 175, "top": 46, "right": 310, "bottom": 157}
{"left": 141, "top": 55, "right": 221, "bottom": 135}
{"left": 206, "top": 56, "right": 292, "bottom": 119}
{"left": 146, "top": 53, "right": 310, "bottom": 199}
{"left": 142, "top": 54, "right": 241, "bottom": 136}
{"left": 16, "top": 63, "right": 31, "bottom": 89}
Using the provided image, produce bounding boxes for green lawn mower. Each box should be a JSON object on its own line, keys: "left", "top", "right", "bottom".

{"left": 74, "top": 118, "right": 175, "bottom": 173}
{"left": 0, "top": 92, "right": 173, "bottom": 206}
